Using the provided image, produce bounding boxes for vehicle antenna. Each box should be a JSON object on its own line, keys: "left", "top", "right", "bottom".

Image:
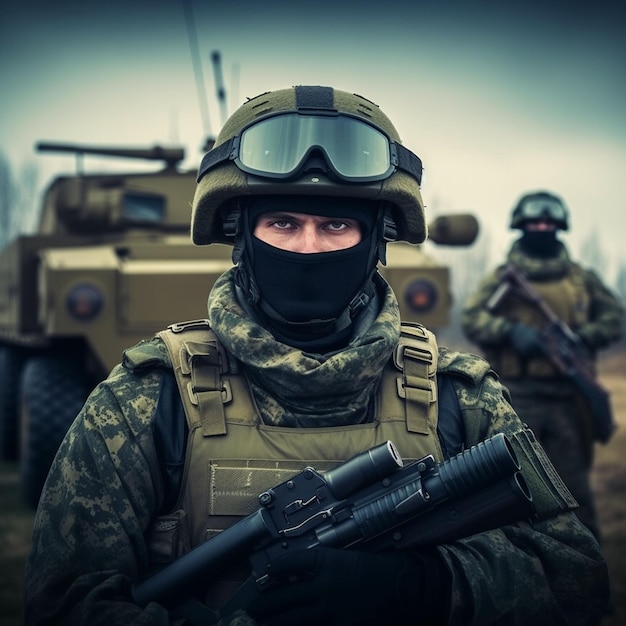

{"left": 211, "top": 50, "right": 229, "bottom": 129}
{"left": 182, "top": 0, "right": 214, "bottom": 151}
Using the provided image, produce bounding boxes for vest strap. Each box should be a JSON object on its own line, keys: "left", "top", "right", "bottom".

{"left": 159, "top": 320, "right": 228, "bottom": 436}
{"left": 394, "top": 323, "right": 438, "bottom": 434}
{"left": 160, "top": 320, "right": 439, "bottom": 439}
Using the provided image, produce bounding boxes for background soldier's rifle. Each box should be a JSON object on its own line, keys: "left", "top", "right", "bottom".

{"left": 486, "top": 263, "right": 616, "bottom": 443}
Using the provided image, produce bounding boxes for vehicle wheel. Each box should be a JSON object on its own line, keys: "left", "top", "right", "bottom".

{"left": 19, "top": 354, "right": 93, "bottom": 509}
{"left": 0, "top": 345, "right": 25, "bottom": 461}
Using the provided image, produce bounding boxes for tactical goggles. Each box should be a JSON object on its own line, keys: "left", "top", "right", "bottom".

{"left": 519, "top": 197, "right": 567, "bottom": 222}
{"left": 197, "top": 113, "right": 422, "bottom": 184}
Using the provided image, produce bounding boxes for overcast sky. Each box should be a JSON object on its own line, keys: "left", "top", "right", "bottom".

{"left": 1, "top": 0, "right": 625, "bottom": 279}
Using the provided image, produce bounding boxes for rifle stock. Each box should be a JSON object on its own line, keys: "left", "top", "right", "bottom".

{"left": 133, "top": 434, "right": 534, "bottom": 618}
{"left": 487, "top": 263, "right": 616, "bottom": 443}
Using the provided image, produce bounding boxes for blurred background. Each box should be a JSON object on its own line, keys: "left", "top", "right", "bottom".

{"left": 1, "top": 1, "right": 625, "bottom": 624}
{"left": 2, "top": 0, "right": 625, "bottom": 277}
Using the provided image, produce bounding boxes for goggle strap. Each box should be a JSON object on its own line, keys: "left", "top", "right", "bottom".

{"left": 197, "top": 137, "right": 236, "bottom": 182}
{"left": 396, "top": 144, "right": 423, "bottom": 185}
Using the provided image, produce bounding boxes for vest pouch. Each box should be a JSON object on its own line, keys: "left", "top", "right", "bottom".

{"left": 146, "top": 508, "right": 192, "bottom": 567}
{"left": 493, "top": 348, "right": 559, "bottom": 379}
{"left": 201, "top": 458, "right": 341, "bottom": 611}
{"left": 204, "top": 458, "right": 339, "bottom": 540}
{"left": 508, "top": 427, "right": 578, "bottom": 520}
{"left": 526, "top": 357, "right": 559, "bottom": 377}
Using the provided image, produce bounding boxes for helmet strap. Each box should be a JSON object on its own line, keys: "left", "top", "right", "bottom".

{"left": 224, "top": 202, "right": 244, "bottom": 264}
{"left": 377, "top": 206, "right": 398, "bottom": 266}
{"left": 234, "top": 261, "right": 261, "bottom": 304}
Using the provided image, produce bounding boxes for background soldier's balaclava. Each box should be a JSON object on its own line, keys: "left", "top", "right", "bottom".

{"left": 521, "top": 225, "right": 559, "bottom": 258}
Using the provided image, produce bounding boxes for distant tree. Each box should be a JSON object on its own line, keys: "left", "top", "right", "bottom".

{"left": 616, "top": 262, "right": 626, "bottom": 305}
{"left": 16, "top": 161, "right": 41, "bottom": 234}
{"left": 615, "top": 262, "right": 626, "bottom": 346}
{"left": 434, "top": 224, "right": 493, "bottom": 348}
{"left": 0, "top": 151, "right": 40, "bottom": 250}
{"left": 580, "top": 228, "right": 608, "bottom": 277}
{"left": 0, "top": 152, "right": 18, "bottom": 249}
{"left": 453, "top": 227, "right": 492, "bottom": 304}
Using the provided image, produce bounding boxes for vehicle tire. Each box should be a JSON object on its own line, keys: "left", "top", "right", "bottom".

{"left": 0, "top": 345, "right": 25, "bottom": 461}
{"left": 19, "top": 354, "right": 92, "bottom": 509}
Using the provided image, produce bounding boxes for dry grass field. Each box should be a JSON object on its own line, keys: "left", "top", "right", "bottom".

{"left": 592, "top": 347, "right": 626, "bottom": 625}
{"left": 1, "top": 347, "right": 625, "bottom": 625}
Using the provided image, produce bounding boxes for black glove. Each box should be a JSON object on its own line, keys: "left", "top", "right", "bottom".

{"left": 246, "top": 547, "right": 449, "bottom": 626}
{"left": 508, "top": 323, "right": 544, "bottom": 358}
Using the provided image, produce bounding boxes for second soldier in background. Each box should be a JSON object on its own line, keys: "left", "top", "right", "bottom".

{"left": 462, "top": 190, "right": 624, "bottom": 541}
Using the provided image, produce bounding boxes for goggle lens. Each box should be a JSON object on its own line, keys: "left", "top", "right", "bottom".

{"left": 521, "top": 198, "right": 567, "bottom": 222}
{"left": 238, "top": 114, "right": 392, "bottom": 180}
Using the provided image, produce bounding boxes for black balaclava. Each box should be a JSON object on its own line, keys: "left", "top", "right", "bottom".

{"left": 234, "top": 196, "right": 382, "bottom": 349}
{"left": 519, "top": 221, "right": 560, "bottom": 258}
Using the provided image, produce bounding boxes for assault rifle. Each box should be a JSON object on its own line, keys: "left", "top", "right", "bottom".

{"left": 486, "top": 263, "right": 616, "bottom": 443}
{"left": 133, "top": 433, "right": 534, "bottom": 621}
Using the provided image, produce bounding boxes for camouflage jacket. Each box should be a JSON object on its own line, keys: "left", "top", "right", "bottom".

{"left": 24, "top": 341, "right": 609, "bottom": 625}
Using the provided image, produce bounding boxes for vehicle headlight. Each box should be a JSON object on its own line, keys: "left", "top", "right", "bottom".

{"left": 404, "top": 278, "right": 439, "bottom": 314}
{"left": 66, "top": 283, "right": 104, "bottom": 321}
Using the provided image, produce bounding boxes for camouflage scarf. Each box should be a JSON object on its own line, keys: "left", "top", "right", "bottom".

{"left": 508, "top": 239, "right": 572, "bottom": 281}
{"left": 207, "top": 268, "right": 401, "bottom": 427}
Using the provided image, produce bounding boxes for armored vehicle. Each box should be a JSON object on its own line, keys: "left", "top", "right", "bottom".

{"left": 0, "top": 143, "right": 233, "bottom": 508}
{"left": 0, "top": 142, "right": 477, "bottom": 508}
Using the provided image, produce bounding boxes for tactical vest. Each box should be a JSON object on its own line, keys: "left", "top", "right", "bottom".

{"left": 146, "top": 319, "right": 443, "bottom": 606}
{"left": 489, "top": 265, "right": 590, "bottom": 378}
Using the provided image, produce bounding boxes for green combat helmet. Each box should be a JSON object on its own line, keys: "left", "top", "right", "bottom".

{"left": 510, "top": 191, "right": 569, "bottom": 231}
{"left": 190, "top": 85, "right": 427, "bottom": 249}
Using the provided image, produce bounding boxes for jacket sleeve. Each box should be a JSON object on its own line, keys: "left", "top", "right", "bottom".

{"left": 460, "top": 268, "right": 515, "bottom": 347}
{"left": 436, "top": 364, "right": 610, "bottom": 625}
{"left": 575, "top": 268, "right": 625, "bottom": 350}
{"left": 23, "top": 365, "right": 179, "bottom": 626}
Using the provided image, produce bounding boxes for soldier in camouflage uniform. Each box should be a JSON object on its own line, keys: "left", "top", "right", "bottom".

{"left": 25, "top": 88, "right": 609, "bottom": 625}
{"left": 461, "top": 191, "right": 624, "bottom": 542}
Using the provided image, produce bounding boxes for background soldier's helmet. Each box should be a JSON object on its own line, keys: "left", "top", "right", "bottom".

{"left": 190, "top": 85, "right": 427, "bottom": 246}
{"left": 510, "top": 190, "right": 569, "bottom": 231}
